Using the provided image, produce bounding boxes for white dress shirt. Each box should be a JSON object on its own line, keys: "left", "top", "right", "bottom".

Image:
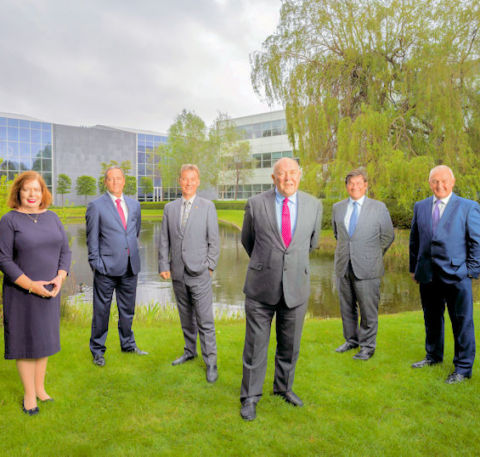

{"left": 107, "top": 192, "right": 128, "bottom": 223}
{"left": 432, "top": 192, "right": 452, "bottom": 219}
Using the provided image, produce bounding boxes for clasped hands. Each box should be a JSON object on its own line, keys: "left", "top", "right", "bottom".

{"left": 30, "top": 274, "right": 66, "bottom": 298}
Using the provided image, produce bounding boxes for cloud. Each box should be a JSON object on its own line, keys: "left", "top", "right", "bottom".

{"left": 0, "top": 0, "right": 282, "bottom": 131}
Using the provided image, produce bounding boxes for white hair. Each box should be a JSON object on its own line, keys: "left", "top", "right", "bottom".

{"left": 429, "top": 165, "right": 455, "bottom": 181}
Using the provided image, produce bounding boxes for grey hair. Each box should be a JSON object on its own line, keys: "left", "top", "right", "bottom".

{"left": 272, "top": 157, "right": 301, "bottom": 176}
{"left": 179, "top": 164, "right": 200, "bottom": 178}
{"left": 104, "top": 166, "right": 125, "bottom": 181}
{"left": 429, "top": 165, "right": 455, "bottom": 181}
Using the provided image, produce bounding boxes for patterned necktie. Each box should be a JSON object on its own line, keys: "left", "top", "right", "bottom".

{"left": 181, "top": 200, "right": 191, "bottom": 233}
{"left": 115, "top": 198, "right": 127, "bottom": 230}
{"left": 348, "top": 201, "right": 359, "bottom": 237}
{"left": 282, "top": 198, "right": 292, "bottom": 247}
{"left": 432, "top": 199, "right": 442, "bottom": 232}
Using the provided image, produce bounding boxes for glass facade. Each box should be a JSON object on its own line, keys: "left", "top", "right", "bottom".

{"left": 237, "top": 118, "right": 287, "bottom": 140}
{"left": 218, "top": 183, "right": 273, "bottom": 200}
{"left": 252, "top": 150, "right": 294, "bottom": 169}
{"left": 137, "top": 133, "right": 167, "bottom": 201}
{"left": 0, "top": 116, "right": 53, "bottom": 190}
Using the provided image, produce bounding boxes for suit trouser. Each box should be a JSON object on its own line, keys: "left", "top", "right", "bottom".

{"left": 90, "top": 266, "right": 138, "bottom": 356}
{"left": 240, "top": 295, "right": 307, "bottom": 402}
{"left": 172, "top": 273, "right": 217, "bottom": 365}
{"left": 337, "top": 263, "right": 381, "bottom": 350}
{"left": 419, "top": 275, "right": 475, "bottom": 376}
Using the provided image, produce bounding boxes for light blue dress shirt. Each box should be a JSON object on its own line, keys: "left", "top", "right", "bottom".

{"left": 275, "top": 188, "right": 297, "bottom": 236}
{"left": 344, "top": 195, "right": 366, "bottom": 230}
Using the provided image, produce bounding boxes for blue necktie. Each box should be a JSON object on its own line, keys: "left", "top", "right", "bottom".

{"left": 432, "top": 200, "right": 441, "bottom": 232}
{"left": 348, "top": 201, "right": 359, "bottom": 237}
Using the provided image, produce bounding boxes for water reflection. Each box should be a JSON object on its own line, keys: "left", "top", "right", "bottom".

{"left": 64, "top": 221, "right": 439, "bottom": 318}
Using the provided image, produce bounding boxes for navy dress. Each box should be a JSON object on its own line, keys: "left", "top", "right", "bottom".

{"left": 0, "top": 210, "right": 72, "bottom": 359}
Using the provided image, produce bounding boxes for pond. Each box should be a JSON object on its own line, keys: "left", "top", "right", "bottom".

{"left": 62, "top": 220, "right": 459, "bottom": 318}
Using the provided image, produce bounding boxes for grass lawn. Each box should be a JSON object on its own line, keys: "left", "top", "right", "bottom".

{"left": 1, "top": 308, "right": 480, "bottom": 456}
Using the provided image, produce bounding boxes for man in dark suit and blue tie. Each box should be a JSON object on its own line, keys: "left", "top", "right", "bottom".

{"left": 86, "top": 166, "right": 147, "bottom": 367}
{"left": 239, "top": 157, "right": 322, "bottom": 421}
{"left": 410, "top": 165, "right": 480, "bottom": 383}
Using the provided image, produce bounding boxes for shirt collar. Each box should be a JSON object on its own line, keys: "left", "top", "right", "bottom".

{"left": 349, "top": 195, "right": 366, "bottom": 206}
{"left": 433, "top": 192, "right": 452, "bottom": 206}
{"left": 181, "top": 194, "right": 196, "bottom": 205}
{"left": 275, "top": 188, "right": 297, "bottom": 205}
{"left": 107, "top": 191, "right": 124, "bottom": 203}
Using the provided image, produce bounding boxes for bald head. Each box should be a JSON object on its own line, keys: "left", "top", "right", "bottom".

{"left": 272, "top": 158, "right": 301, "bottom": 198}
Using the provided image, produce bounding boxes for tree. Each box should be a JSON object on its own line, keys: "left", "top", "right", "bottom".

{"left": 210, "top": 113, "right": 254, "bottom": 200}
{"left": 76, "top": 175, "right": 97, "bottom": 205}
{"left": 140, "top": 176, "right": 154, "bottom": 200}
{"left": 56, "top": 173, "right": 71, "bottom": 206}
{"left": 124, "top": 175, "right": 137, "bottom": 196}
{"left": 157, "top": 109, "right": 218, "bottom": 192}
{"left": 251, "top": 0, "right": 480, "bottom": 208}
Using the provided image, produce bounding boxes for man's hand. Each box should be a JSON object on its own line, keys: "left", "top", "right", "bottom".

{"left": 209, "top": 269, "right": 213, "bottom": 277}
{"left": 410, "top": 272, "right": 418, "bottom": 283}
{"left": 160, "top": 271, "right": 171, "bottom": 280}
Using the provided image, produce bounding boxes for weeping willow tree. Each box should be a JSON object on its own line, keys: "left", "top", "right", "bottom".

{"left": 251, "top": 0, "right": 480, "bottom": 209}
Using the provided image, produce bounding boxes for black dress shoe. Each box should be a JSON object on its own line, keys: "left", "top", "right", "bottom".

{"left": 411, "top": 358, "right": 440, "bottom": 368}
{"left": 22, "top": 401, "right": 39, "bottom": 416}
{"left": 353, "top": 348, "right": 375, "bottom": 360}
{"left": 335, "top": 342, "right": 359, "bottom": 353}
{"left": 445, "top": 371, "right": 471, "bottom": 384}
{"left": 122, "top": 347, "right": 148, "bottom": 355}
{"left": 274, "top": 391, "right": 304, "bottom": 407}
{"left": 206, "top": 364, "right": 218, "bottom": 383}
{"left": 171, "top": 354, "right": 197, "bottom": 366}
{"left": 93, "top": 354, "right": 105, "bottom": 367}
{"left": 240, "top": 399, "right": 257, "bottom": 421}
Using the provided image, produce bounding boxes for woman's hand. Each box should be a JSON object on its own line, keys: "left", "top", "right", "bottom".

{"left": 30, "top": 280, "right": 55, "bottom": 298}
{"left": 50, "top": 271, "right": 67, "bottom": 298}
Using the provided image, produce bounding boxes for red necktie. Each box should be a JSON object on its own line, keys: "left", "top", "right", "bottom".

{"left": 115, "top": 198, "right": 127, "bottom": 230}
{"left": 282, "top": 198, "right": 292, "bottom": 247}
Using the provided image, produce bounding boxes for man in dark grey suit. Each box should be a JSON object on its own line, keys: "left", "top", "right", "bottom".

{"left": 159, "top": 164, "right": 220, "bottom": 383}
{"left": 332, "top": 169, "right": 394, "bottom": 360}
{"left": 86, "top": 166, "right": 147, "bottom": 367}
{"left": 239, "top": 157, "right": 322, "bottom": 421}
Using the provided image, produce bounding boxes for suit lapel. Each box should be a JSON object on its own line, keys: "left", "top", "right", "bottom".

{"left": 264, "top": 190, "right": 284, "bottom": 247}
{"left": 104, "top": 193, "right": 125, "bottom": 231}
{"left": 354, "top": 197, "right": 370, "bottom": 231}
{"left": 172, "top": 198, "right": 183, "bottom": 236}
{"left": 183, "top": 197, "right": 201, "bottom": 235}
{"left": 436, "top": 193, "right": 458, "bottom": 235}
{"left": 124, "top": 197, "right": 134, "bottom": 230}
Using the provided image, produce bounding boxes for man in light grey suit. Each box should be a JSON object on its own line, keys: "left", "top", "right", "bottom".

{"left": 332, "top": 168, "right": 394, "bottom": 360}
{"left": 159, "top": 164, "right": 220, "bottom": 383}
{"left": 86, "top": 166, "right": 147, "bottom": 367}
{"left": 239, "top": 157, "right": 322, "bottom": 421}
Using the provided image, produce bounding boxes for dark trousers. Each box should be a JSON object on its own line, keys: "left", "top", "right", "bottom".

{"left": 90, "top": 267, "right": 138, "bottom": 357}
{"left": 337, "top": 263, "right": 381, "bottom": 350}
{"left": 240, "top": 295, "right": 307, "bottom": 402}
{"left": 419, "top": 275, "right": 475, "bottom": 376}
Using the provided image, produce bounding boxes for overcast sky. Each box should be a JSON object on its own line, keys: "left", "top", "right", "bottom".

{"left": 0, "top": 0, "right": 282, "bottom": 133}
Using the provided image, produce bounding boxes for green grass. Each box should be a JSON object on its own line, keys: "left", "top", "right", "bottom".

{"left": 1, "top": 308, "right": 480, "bottom": 456}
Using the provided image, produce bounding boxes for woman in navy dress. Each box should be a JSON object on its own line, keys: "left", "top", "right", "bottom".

{"left": 0, "top": 171, "right": 71, "bottom": 415}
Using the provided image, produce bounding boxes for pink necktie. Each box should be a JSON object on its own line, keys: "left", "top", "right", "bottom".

{"left": 282, "top": 198, "right": 292, "bottom": 247}
{"left": 115, "top": 199, "right": 127, "bottom": 230}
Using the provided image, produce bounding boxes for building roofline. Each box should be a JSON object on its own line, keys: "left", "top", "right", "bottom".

{"left": 0, "top": 111, "right": 46, "bottom": 122}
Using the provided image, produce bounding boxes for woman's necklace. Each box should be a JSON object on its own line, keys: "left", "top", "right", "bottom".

{"left": 24, "top": 213, "right": 40, "bottom": 223}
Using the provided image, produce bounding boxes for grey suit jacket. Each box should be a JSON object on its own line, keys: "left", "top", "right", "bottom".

{"left": 242, "top": 189, "right": 322, "bottom": 308}
{"left": 158, "top": 196, "right": 220, "bottom": 281}
{"left": 332, "top": 197, "right": 394, "bottom": 279}
{"left": 86, "top": 193, "right": 142, "bottom": 276}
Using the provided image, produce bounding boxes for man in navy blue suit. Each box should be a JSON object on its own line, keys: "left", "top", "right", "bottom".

{"left": 86, "top": 166, "right": 147, "bottom": 367}
{"left": 409, "top": 165, "right": 480, "bottom": 383}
